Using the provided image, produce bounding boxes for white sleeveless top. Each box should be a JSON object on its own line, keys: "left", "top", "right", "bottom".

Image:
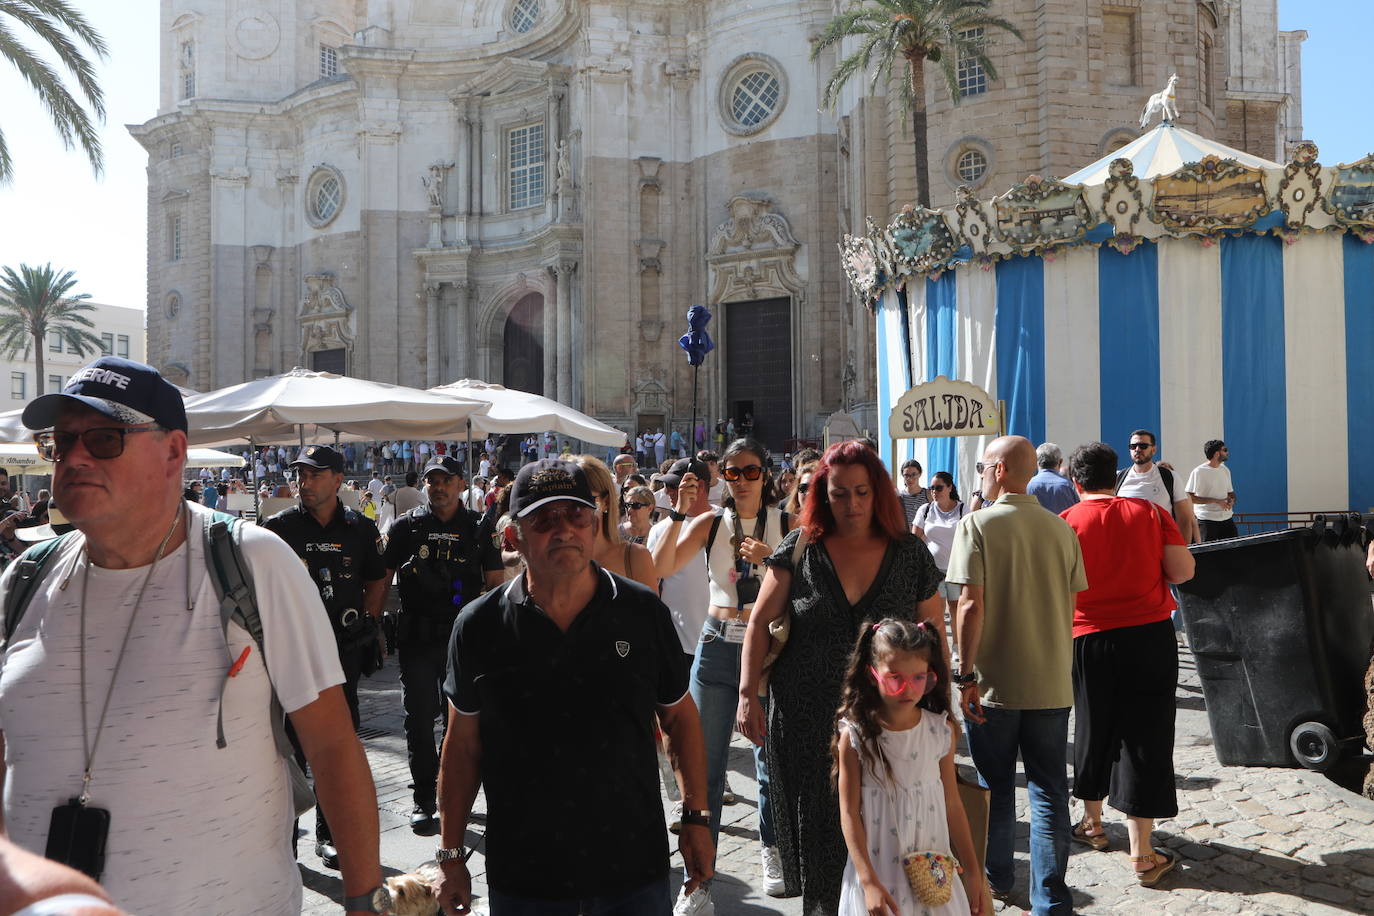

{"left": 705, "top": 505, "right": 788, "bottom": 609}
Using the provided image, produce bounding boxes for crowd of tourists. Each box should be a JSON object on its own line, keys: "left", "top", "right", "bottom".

{"left": 0, "top": 355, "right": 1246, "bottom": 916}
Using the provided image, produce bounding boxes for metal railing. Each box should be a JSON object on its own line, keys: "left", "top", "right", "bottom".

{"left": 1231, "top": 510, "right": 1364, "bottom": 536}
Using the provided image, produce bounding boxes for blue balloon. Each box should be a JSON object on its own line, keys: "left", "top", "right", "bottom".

{"left": 678, "top": 304, "right": 715, "bottom": 367}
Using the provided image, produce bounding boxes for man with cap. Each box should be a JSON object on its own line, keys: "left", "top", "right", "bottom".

{"left": 382, "top": 454, "right": 504, "bottom": 834}
{"left": 0, "top": 357, "right": 383, "bottom": 916}
{"left": 262, "top": 444, "right": 389, "bottom": 869}
{"left": 434, "top": 459, "right": 712, "bottom": 916}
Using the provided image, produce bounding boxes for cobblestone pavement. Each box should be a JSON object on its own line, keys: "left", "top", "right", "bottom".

{"left": 301, "top": 639, "right": 1374, "bottom": 915}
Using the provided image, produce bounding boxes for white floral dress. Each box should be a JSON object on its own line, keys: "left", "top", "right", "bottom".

{"left": 838, "top": 712, "right": 971, "bottom": 916}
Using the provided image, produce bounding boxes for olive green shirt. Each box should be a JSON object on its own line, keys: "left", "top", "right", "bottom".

{"left": 945, "top": 493, "right": 1087, "bottom": 709}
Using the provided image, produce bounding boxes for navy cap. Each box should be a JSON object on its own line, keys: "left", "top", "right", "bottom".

{"left": 291, "top": 445, "right": 344, "bottom": 472}
{"left": 660, "top": 457, "right": 711, "bottom": 490}
{"left": 23, "top": 357, "right": 187, "bottom": 433}
{"left": 511, "top": 458, "right": 597, "bottom": 518}
{"left": 422, "top": 455, "right": 466, "bottom": 478}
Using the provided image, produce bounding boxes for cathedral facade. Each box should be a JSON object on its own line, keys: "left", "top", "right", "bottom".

{"left": 132, "top": 0, "right": 1302, "bottom": 451}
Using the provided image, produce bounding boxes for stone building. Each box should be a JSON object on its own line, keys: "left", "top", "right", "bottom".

{"left": 131, "top": 0, "right": 1301, "bottom": 451}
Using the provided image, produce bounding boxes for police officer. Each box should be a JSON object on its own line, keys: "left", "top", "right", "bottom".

{"left": 261, "top": 444, "right": 388, "bottom": 869}
{"left": 382, "top": 454, "right": 503, "bottom": 833}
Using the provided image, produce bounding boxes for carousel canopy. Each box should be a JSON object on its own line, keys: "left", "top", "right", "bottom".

{"left": 1061, "top": 122, "right": 1280, "bottom": 186}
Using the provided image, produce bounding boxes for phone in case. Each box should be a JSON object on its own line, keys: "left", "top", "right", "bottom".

{"left": 45, "top": 798, "right": 110, "bottom": 881}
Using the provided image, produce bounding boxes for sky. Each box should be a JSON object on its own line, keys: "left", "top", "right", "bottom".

{"left": 0, "top": 1, "right": 1368, "bottom": 310}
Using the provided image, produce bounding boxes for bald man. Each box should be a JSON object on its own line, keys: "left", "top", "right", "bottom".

{"left": 945, "top": 436, "right": 1087, "bottom": 913}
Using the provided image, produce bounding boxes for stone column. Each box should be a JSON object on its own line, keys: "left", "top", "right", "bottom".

{"left": 556, "top": 261, "right": 576, "bottom": 405}
{"left": 425, "top": 281, "right": 442, "bottom": 388}
{"left": 452, "top": 280, "right": 471, "bottom": 382}
{"left": 543, "top": 269, "right": 557, "bottom": 399}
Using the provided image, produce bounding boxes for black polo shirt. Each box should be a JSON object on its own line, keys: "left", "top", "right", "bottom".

{"left": 443, "top": 567, "right": 690, "bottom": 900}
{"left": 261, "top": 500, "right": 386, "bottom": 629}
{"left": 382, "top": 505, "right": 502, "bottom": 614}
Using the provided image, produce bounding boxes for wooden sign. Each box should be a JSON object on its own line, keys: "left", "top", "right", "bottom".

{"left": 889, "top": 377, "right": 1002, "bottom": 439}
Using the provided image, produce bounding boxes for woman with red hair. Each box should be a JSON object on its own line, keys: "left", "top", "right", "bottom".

{"left": 736, "top": 441, "right": 946, "bottom": 915}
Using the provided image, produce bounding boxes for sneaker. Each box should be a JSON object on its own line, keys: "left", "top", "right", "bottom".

{"left": 668, "top": 801, "right": 682, "bottom": 835}
{"left": 762, "top": 846, "right": 785, "bottom": 897}
{"left": 672, "top": 886, "right": 714, "bottom": 916}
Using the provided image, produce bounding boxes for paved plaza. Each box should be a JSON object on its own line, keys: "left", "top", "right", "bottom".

{"left": 300, "top": 638, "right": 1374, "bottom": 916}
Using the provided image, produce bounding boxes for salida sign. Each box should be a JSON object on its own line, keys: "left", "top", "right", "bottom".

{"left": 889, "top": 377, "right": 1002, "bottom": 439}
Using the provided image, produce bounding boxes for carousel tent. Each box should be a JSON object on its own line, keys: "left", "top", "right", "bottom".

{"left": 846, "top": 121, "right": 1374, "bottom": 517}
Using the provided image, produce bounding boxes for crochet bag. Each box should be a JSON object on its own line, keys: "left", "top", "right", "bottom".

{"left": 900, "top": 850, "right": 961, "bottom": 907}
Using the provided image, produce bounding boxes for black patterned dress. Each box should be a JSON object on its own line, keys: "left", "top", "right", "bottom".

{"left": 763, "top": 529, "right": 943, "bottom": 915}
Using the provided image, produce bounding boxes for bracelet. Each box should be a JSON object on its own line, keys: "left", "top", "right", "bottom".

{"left": 953, "top": 671, "right": 977, "bottom": 687}
{"left": 681, "top": 814, "right": 711, "bottom": 828}
{"left": 669, "top": 510, "right": 687, "bottom": 522}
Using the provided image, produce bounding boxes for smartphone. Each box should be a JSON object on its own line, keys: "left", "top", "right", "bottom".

{"left": 46, "top": 799, "right": 111, "bottom": 881}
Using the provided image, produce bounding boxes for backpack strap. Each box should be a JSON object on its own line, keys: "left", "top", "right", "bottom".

{"left": 704, "top": 509, "right": 724, "bottom": 556}
{"left": 1158, "top": 465, "right": 1177, "bottom": 520}
{"left": 204, "top": 510, "right": 294, "bottom": 762}
{"left": 1114, "top": 468, "right": 1129, "bottom": 494}
{"left": 2, "top": 532, "right": 77, "bottom": 647}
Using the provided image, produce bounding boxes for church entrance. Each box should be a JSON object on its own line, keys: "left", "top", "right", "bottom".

{"left": 725, "top": 297, "right": 792, "bottom": 453}
{"left": 503, "top": 293, "right": 545, "bottom": 395}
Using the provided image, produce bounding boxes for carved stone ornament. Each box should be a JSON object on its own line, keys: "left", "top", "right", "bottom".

{"left": 886, "top": 205, "right": 957, "bottom": 276}
{"left": 706, "top": 195, "right": 804, "bottom": 305}
{"left": 1323, "top": 153, "right": 1374, "bottom": 233}
{"left": 992, "top": 175, "right": 1094, "bottom": 255}
{"left": 951, "top": 185, "right": 996, "bottom": 257}
{"left": 632, "top": 378, "right": 670, "bottom": 414}
{"left": 1277, "top": 141, "right": 1323, "bottom": 228}
{"left": 1149, "top": 155, "right": 1272, "bottom": 235}
{"left": 1101, "top": 157, "right": 1147, "bottom": 254}
{"left": 298, "top": 274, "right": 355, "bottom": 359}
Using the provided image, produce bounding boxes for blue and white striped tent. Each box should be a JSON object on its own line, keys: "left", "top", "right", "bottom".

{"left": 849, "top": 125, "right": 1374, "bottom": 516}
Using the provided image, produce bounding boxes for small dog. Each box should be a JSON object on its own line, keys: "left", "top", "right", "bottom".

{"left": 386, "top": 862, "right": 441, "bottom": 916}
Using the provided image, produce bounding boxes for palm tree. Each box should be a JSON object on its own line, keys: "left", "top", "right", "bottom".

{"left": 0, "top": 262, "right": 104, "bottom": 396}
{"left": 813, "top": 0, "right": 1021, "bottom": 208}
{"left": 0, "top": 0, "right": 110, "bottom": 183}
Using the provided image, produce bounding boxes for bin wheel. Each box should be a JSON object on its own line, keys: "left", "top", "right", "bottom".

{"left": 1289, "top": 721, "right": 1339, "bottom": 771}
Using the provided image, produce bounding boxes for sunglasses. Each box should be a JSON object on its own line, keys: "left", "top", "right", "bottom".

{"left": 625, "top": 501, "right": 650, "bottom": 510}
{"left": 36, "top": 426, "right": 166, "bottom": 462}
{"left": 796, "top": 482, "right": 810, "bottom": 495}
{"left": 929, "top": 484, "right": 946, "bottom": 492}
{"left": 1128, "top": 443, "right": 1153, "bottom": 451}
{"left": 525, "top": 504, "right": 596, "bottom": 533}
{"left": 721, "top": 464, "right": 765, "bottom": 482}
{"left": 974, "top": 460, "right": 1000, "bottom": 474}
{"left": 869, "top": 666, "right": 939, "bottom": 697}
{"left": 901, "top": 471, "right": 920, "bottom": 478}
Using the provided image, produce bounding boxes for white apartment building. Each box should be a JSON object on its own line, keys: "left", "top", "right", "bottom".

{"left": 3, "top": 302, "right": 147, "bottom": 405}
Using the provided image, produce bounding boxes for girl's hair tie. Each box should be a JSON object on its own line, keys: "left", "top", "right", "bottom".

{"left": 871, "top": 622, "right": 881, "bottom": 631}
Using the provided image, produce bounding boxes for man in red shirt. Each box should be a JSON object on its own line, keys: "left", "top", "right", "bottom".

{"left": 1060, "top": 441, "right": 1195, "bottom": 887}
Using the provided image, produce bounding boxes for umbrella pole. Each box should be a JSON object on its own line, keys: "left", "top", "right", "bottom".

{"left": 690, "top": 364, "right": 698, "bottom": 459}
{"left": 250, "top": 436, "right": 260, "bottom": 521}
{"left": 466, "top": 418, "right": 473, "bottom": 510}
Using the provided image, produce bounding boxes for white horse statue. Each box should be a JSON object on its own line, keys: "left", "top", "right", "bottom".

{"left": 1140, "top": 73, "right": 1180, "bottom": 127}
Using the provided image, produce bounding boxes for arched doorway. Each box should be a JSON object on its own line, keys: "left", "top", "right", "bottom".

{"left": 503, "top": 292, "right": 545, "bottom": 395}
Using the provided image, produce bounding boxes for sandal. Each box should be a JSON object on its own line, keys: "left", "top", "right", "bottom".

{"left": 1133, "top": 848, "right": 1178, "bottom": 886}
{"left": 1071, "top": 818, "right": 1109, "bottom": 851}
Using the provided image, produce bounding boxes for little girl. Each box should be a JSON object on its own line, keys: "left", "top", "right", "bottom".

{"left": 834, "top": 618, "right": 986, "bottom": 916}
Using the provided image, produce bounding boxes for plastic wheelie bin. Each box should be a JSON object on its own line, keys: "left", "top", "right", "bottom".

{"left": 1175, "top": 514, "right": 1373, "bottom": 770}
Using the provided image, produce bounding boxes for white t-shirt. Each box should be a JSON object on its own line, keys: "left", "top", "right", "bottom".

{"left": 914, "top": 500, "right": 964, "bottom": 572}
{"left": 367, "top": 476, "right": 385, "bottom": 497}
{"left": 0, "top": 503, "right": 343, "bottom": 916}
{"left": 646, "top": 517, "right": 712, "bottom": 655}
{"left": 1117, "top": 463, "right": 1187, "bottom": 514}
{"left": 1186, "top": 463, "right": 1234, "bottom": 521}
{"left": 707, "top": 479, "right": 727, "bottom": 507}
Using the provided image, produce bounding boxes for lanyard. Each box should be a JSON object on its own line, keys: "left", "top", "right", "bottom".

{"left": 730, "top": 509, "right": 767, "bottom": 613}
{"left": 76, "top": 505, "right": 184, "bottom": 805}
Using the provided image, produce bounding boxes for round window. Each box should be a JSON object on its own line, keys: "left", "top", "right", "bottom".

{"left": 305, "top": 166, "right": 345, "bottom": 228}
{"left": 510, "top": 0, "right": 542, "bottom": 34}
{"left": 957, "top": 149, "right": 988, "bottom": 184}
{"left": 731, "top": 69, "right": 781, "bottom": 128}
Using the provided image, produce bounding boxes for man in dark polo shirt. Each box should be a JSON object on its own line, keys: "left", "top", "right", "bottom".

{"left": 383, "top": 454, "right": 504, "bottom": 834}
{"left": 261, "top": 444, "right": 389, "bottom": 869}
{"left": 435, "top": 459, "right": 712, "bottom": 916}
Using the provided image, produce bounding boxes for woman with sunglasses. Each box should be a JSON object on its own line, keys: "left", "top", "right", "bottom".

{"left": 912, "top": 471, "right": 965, "bottom": 629}
{"left": 572, "top": 456, "right": 658, "bottom": 589}
{"left": 619, "top": 485, "right": 657, "bottom": 544}
{"left": 736, "top": 441, "right": 945, "bottom": 914}
{"left": 653, "top": 438, "right": 797, "bottom": 913}
{"left": 782, "top": 466, "right": 814, "bottom": 518}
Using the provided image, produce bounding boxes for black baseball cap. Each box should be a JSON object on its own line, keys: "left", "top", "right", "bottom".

{"left": 660, "top": 457, "right": 711, "bottom": 490}
{"left": 422, "top": 455, "right": 466, "bottom": 478}
{"left": 291, "top": 445, "right": 344, "bottom": 472}
{"left": 23, "top": 357, "right": 188, "bottom": 432}
{"left": 511, "top": 459, "right": 597, "bottom": 518}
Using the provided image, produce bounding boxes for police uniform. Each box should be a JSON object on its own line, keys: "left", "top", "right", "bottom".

{"left": 261, "top": 446, "right": 387, "bottom": 861}
{"left": 383, "top": 463, "right": 502, "bottom": 823}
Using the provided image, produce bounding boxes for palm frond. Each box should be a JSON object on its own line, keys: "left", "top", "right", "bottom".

{"left": 0, "top": 0, "right": 106, "bottom": 119}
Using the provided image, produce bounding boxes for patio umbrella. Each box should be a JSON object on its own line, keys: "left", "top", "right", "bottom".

{"left": 427, "top": 379, "right": 627, "bottom": 447}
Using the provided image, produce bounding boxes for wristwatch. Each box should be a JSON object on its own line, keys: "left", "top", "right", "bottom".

{"left": 680, "top": 807, "right": 711, "bottom": 828}
{"left": 343, "top": 884, "right": 392, "bottom": 914}
{"left": 435, "top": 846, "right": 467, "bottom": 863}
{"left": 953, "top": 670, "right": 977, "bottom": 688}
{"left": 669, "top": 510, "right": 687, "bottom": 522}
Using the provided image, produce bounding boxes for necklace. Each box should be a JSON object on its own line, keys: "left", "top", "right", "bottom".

{"left": 76, "top": 504, "right": 184, "bottom": 804}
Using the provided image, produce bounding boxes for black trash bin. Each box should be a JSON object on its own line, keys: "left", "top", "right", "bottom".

{"left": 1176, "top": 514, "right": 1373, "bottom": 770}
